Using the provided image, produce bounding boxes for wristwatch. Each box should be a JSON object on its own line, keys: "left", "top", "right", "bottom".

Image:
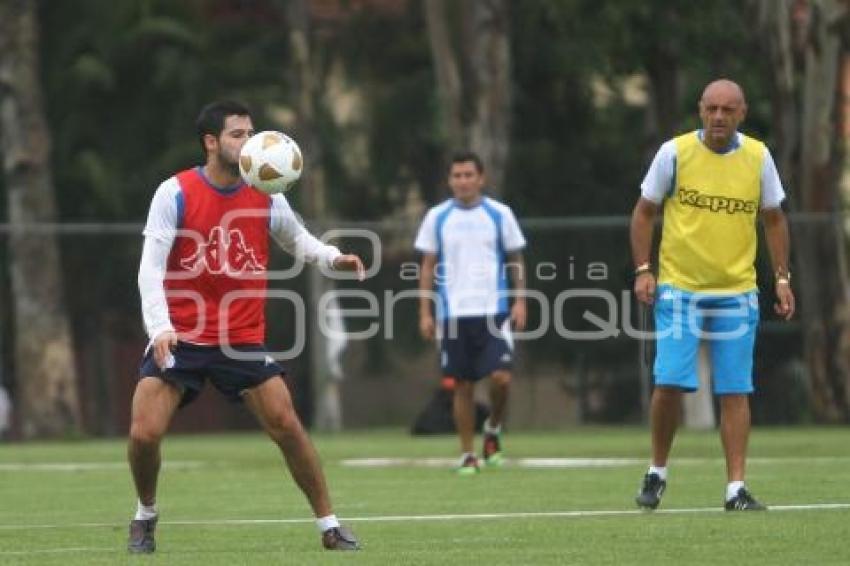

{"left": 634, "top": 262, "right": 652, "bottom": 276}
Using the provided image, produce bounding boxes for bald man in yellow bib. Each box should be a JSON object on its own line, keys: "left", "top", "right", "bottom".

{"left": 630, "top": 79, "right": 795, "bottom": 511}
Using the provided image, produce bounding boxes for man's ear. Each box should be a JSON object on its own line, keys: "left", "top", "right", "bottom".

{"left": 203, "top": 133, "right": 218, "bottom": 153}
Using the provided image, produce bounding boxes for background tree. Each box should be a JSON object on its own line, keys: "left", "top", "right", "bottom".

{"left": 752, "top": 0, "right": 850, "bottom": 422}
{"left": 0, "top": 0, "right": 81, "bottom": 437}
{"left": 425, "top": 0, "right": 511, "bottom": 193}
{"left": 281, "top": 0, "right": 342, "bottom": 431}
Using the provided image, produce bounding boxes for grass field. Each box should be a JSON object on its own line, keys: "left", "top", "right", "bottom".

{"left": 1, "top": 427, "right": 850, "bottom": 565}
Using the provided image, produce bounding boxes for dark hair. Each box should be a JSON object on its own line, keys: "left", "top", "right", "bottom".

{"left": 449, "top": 150, "right": 484, "bottom": 174}
{"left": 196, "top": 100, "right": 252, "bottom": 155}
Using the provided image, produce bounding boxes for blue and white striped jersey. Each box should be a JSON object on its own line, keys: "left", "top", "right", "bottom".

{"left": 415, "top": 197, "right": 526, "bottom": 319}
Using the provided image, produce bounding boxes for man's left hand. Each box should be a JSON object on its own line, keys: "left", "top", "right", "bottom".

{"left": 511, "top": 299, "right": 527, "bottom": 332}
{"left": 333, "top": 254, "right": 366, "bottom": 281}
{"left": 774, "top": 280, "right": 795, "bottom": 321}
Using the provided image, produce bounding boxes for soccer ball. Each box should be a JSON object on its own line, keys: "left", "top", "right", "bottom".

{"left": 239, "top": 130, "right": 303, "bottom": 193}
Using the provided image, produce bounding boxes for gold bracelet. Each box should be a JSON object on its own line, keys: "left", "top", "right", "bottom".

{"left": 776, "top": 277, "right": 790, "bottom": 286}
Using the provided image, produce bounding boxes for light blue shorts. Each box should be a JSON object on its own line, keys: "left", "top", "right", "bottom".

{"left": 653, "top": 284, "right": 759, "bottom": 394}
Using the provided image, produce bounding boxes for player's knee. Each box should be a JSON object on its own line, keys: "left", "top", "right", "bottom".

{"left": 129, "top": 419, "right": 164, "bottom": 446}
{"left": 268, "top": 409, "right": 302, "bottom": 438}
{"left": 454, "top": 381, "right": 474, "bottom": 399}
{"left": 491, "top": 370, "right": 511, "bottom": 387}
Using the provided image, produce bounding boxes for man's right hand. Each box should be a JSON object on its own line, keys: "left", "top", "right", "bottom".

{"left": 153, "top": 330, "right": 178, "bottom": 369}
{"left": 634, "top": 272, "right": 656, "bottom": 305}
{"left": 419, "top": 313, "right": 436, "bottom": 341}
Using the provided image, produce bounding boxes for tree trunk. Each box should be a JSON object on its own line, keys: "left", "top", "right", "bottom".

{"left": 752, "top": 0, "right": 850, "bottom": 421}
{"left": 465, "top": 0, "right": 511, "bottom": 194}
{"left": 750, "top": 0, "right": 799, "bottom": 181}
{"left": 425, "top": 0, "right": 512, "bottom": 194}
{"left": 424, "top": 0, "right": 465, "bottom": 150}
{"left": 0, "top": 0, "right": 81, "bottom": 437}
{"left": 645, "top": 43, "right": 680, "bottom": 142}
{"left": 797, "top": 0, "right": 850, "bottom": 421}
{"left": 284, "top": 0, "right": 342, "bottom": 431}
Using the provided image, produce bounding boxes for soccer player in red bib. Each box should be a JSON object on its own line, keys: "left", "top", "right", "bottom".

{"left": 128, "top": 101, "right": 364, "bottom": 553}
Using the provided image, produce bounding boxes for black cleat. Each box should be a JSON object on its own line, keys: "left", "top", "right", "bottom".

{"left": 725, "top": 487, "right": 767, "bottom": 511}
{"left": 635, "top": 472, "right": 666, "bottom": 510}
{"left": 128, "top": 517, "right": 157, "bottom": 554}
{"left": 322, "top": 525, "right": 360, "bottom": 550}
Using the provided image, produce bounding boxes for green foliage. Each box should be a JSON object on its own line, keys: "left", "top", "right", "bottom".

{"left": 507, "top": 0, "right": 772, "bottom": 217}
{"left": 40, "top": 0, "right": 291, "bottom": 220}
{"left": 35, "top": 0, "right": 777, "bottom": 221}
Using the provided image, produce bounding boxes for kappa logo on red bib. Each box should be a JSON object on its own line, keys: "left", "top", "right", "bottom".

{"left": 180, "top": 226, "right": 265, "bottom": 275}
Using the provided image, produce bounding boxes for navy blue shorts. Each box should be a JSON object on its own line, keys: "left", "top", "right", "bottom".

{"left": 439, "top": 314, "right": 513, "bottom": 382}
{"left": 139, "top": 341, "right": 285, "bottom": 407}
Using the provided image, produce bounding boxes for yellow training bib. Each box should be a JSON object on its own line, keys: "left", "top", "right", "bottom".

{"left": 658, "top": 131, "right": 764, "bottom": 293}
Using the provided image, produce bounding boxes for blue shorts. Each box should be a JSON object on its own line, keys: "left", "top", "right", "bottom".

{"left": 139, "top": 341, "right": 285, "bottom": 407}
{"left": 440, "top": 314, "right": 513, "bottom": 382}
{"left": 653, "top": 285, "right": 759, "bottom": 394}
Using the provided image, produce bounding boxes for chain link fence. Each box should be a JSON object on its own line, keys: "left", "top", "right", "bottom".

{"left": 0, "top": 214, "right": 820, "bottom": 436}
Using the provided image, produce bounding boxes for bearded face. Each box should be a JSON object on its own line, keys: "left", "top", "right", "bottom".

{"left": 215, "top": 115, "right": 254, "bottom": 178}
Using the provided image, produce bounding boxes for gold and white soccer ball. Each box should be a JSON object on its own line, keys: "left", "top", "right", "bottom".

{"left": 238, "top": 130, "right": 303, "bottom": 194}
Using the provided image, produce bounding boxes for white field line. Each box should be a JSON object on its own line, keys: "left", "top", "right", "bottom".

{"left": 0, "top": 461, "right": 205, "bottom": 472}
{"left": 0, "top": 547, "right": 113, "bottom": 556}
{"left": 1, "top": 503, "right": 849, "bottom": 533}
{"left": 340, "top": 456, "right": 850, "bottom": 469}
{"left": 342, "top": 457, "right": 642, "bottom": 468}
{"left": 0, "top": 456, "right": 847, "bottom": 473}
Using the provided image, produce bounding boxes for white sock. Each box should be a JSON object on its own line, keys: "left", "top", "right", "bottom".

{"left": 648, "top": 466, "right": 667, "bottom": 481}
{"left": 483, "top": 419, "right": 501, "bottom": 435}
{"left": 316, "top": 514, "right": 339, "bottom": 533}
{"left": 134, "top": 500, "right": 158, "bottom": 521}
{"left": 726, "top": 481, "right": 745, "bottom": 501}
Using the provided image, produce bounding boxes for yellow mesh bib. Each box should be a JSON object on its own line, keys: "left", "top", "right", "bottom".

{"left": 658, "top": 131, "right": 764, "bottom": 293}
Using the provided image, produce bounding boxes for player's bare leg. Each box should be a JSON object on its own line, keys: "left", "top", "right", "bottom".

{"left": 127, "top": 376, "right": 181, "bottom": 553}
{"left": 650, "top": 385, "right": 682, "bottom": 466}
{"left": 243, "top": 376, "right": 359, "bottom": 549}
{"left": 453, "top": 380, "right": 479, "bottom": 473}
{"left": 483, "top": 370, "right": 510, "bottom": 466}
{"left": 128, "top": 377, "right": 181, "bottom": 506}
{"left": 487, "top": 370, "right": 511, "bottom": 427}
{"left": 453, "top": 380, "right": 476, "bottom": 454}
{"left": 243, "top": 376, "right": 332, "bottom": 516}
{"left": 719, "top": 393, "right": 765, "bottom": 510}
{"left": 636, "top": 385, "right": 681, "bottom": 509}
{"left": 719, "top": 394, "right": 749, "bottom": 482}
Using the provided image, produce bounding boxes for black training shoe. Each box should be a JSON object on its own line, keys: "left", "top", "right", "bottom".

{"left": 635, "top": 473, "right": 666, "bottom": 510}
{"left": 725, "top": 487, "right": 767, "bottom": 511}
{"left": 128, "top": 517, "right": 157, "bottom": 554}
{"left": 322, "top": 525, "right": 360, "bottom": 550}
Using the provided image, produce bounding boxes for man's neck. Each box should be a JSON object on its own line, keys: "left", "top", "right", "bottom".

{"left": 202, "top": 163, "right": 240, "bottom": 188}
{"left": 455, "top": 195, "right": 482, "bottom": 207}
{"left": 698, "top": 130, "right": 739, "bottom": 154}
